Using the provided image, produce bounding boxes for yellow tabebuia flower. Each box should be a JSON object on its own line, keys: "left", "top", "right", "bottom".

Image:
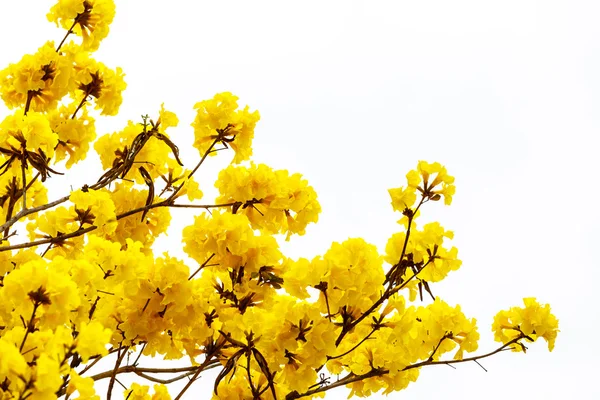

{"left": 66, "top": 47, "right": 126, "bottom": 115}
{"left": 67, "top": 371, "right": 100, "bottom": 400}
{"left": 493, "top": 297, "right": 559, "bottom": 351}
{"left": 416, "top": 161, "right": 456, "bottom": 205}
{"left": 183, "top": 211, "right": 281, "bottom": 274}
{"left": 385, "top": 221, "right": 461, "bottom": 284}
{"left": 0, "top": 110, "right": 58, "bottom": 158}
{"left": 0, "top": 41, "right": 72, "bottom": 111}
{"left": 215, "top": 163, "right": 321, "bottom": 239}
{"left": 106, "top": 181, "right": 171, "bottom": 249}
{"left": 285, "top": 238, "right": 385, "bottom": 315}
{"left": 151, "top": 384, "right": 171, "bottom": 400}
{"left": 47, "top": 0, "right": 116, "bottom": 51}
{"left": 76, "top": 321, "right": 112, "bottom": 362}
{"left": 389, "top": 161, "right": 456, "bottom": 211}
{"left": 0, "top": 258, "right": 80, "bottom": 329}
{"left": 192, "top": 92, "right": 260, "bottom": 163}
{"left": 0, "top": 338, "right": 28, "bottom": 382}
{"left": 388, "top": 186, "right": 417, "bottom": 212}
{"left": 126, "top": 383, "right": 151, "bottom": 400}
{"left": 70, "top": 188, "right": 118, "bottom": 234}
{"left": 33, "top": 353, "right": 63, "bottom": 397}
{"left": 48, "top": 101, "right": 96, "bottom": 168}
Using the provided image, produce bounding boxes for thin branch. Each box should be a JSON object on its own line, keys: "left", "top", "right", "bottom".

{"left": 0, "top": 194, "right": 70, "bottom": 234}
{"left": 167, "top": 202, "right": 237, "bottom": 209}
{"left": 107, "top": 346, "right": 129, "bottom": 400}
{"left": 186, "top": 139, "right": 219, "bottom": 181}
{"left": 404, "top": 336, "right": 525, "bottom": 371}
{"left": 131, "top": 343, "right": 147, "bottom": 367}
{"left": 56, "top": 18, "right": 78, "bottom": 52}
{"left": 287, "top": 336, "right": 528, "bottom": 399}
{"left": 328, "top": 328, "right": 377, "bottom": 361}
{"left": 21, "top": 156, "right": 27, "bottom": 211}
{"left": 19, "top": 302, "right": 40, "bottom": 352}
{"left": 287, "top": 369, "right": 385, "bottom": 400}
{"left": 90, "top": 362, "right": 220, "bottom": 381}
{"left": 0, "top": 135, "right": 226, "bottom": 252}
{"left": 334, "top": 258, "right": 432, "bottom": 346}
{"left": 134, "top": 370, "right": 197, "bottom": 385}
{"left": 189, "top": 253, "right": 215, "bottom": 280}
{"left": 174, "top": 341, "right": 225, "bottom": 400}
{"left": 71, "top": 93, "right": 88, "bottom": 120}
{"left": 78, "top": 355, "right": 102, "bottom": 376}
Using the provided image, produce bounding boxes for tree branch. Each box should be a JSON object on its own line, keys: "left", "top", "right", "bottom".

{"left": 287, "top": 336, "right": 527, "bottom": 399}
{"left": 90, "top": 362, "right": 220, "bottom": 381}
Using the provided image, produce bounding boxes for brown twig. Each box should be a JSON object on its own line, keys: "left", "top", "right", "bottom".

{"left": 334, "top": 258, "right": 432, "bottom": 347}
{"left": 20, "top": 154, "right": 27, "bottom": 211}
{"left": 19, "top": 302, "right": 40, "bottom": 352}
{"left": 90, "top": 362, "right": 220, "bottom": 381}
{"left": 107, "top": 346, "right": 130, "bottom": 400}
{"left": 56, "top": 18, "right": 79, "bottom": 53}
{"left": 328, "top": 327, "right": 377, "bottom": 362}
{"left": 189, "top": 253, "right": 216, "bottom": 280}
{"left": 173, "top": 346, "right": 224, "bottom": 400}
{"left": 287, "top": 336, "right": 528, "bottom": 399}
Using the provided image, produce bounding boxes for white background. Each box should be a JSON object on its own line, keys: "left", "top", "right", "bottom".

{"left": 1, "top": 1, "right": 599, "bottom": 399}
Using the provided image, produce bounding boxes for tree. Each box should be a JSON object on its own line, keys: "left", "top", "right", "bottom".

{"left": 0, "top": 1, "right": 559, "bottom": 399}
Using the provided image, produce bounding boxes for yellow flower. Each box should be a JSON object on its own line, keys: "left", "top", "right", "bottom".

{"left": 76, "top": 321, "right": 112, "bottom": 362}
{"left": 388, "top": 186, "right": 417, "bottom": 212}
{"left": 183, "top": 211, "right": 281, "bottom": 274}
{"left": 192, "top": 92, "right": 260, "bottom": 163}
{"left": 151, "top": 384, "right": 171, "bottom": 400}
{"left": 399, "top": 161, "right": 455, "bottom": 205}
{"left": 106, "top": 181, "right": 171, "bottom": 249}
{"left": 0, "top": 41, "right": 72, "bottom": 111}
{"left": 385, "top": 222, "right": 460, "bottom": 284}
{"left": 417, "top": 161, "right": 456, "bottom": 205}
{"left": 0, "top": 110, "right": 58, "bottom": 158}
{"left": 1, "top": 259, "right": 81, "bottom": 329}
{"left": 33, "top": 353, "right": 63, "bottom": 396}
{"left": 215, "top": 163, "right": 321, "bottom": 238}
{"left": 299, "top": 238, "right": 386, "bottom": 315}
{"left": 47, "top": 0, "right": 116, "bottom": 51}
{"left": 48, "top": 102, "right": 96, "bottom": 168}
{"left": 70, "top": 188, "right": 118, "bottom": 235}
{"left": 157, "top": 103, "right": 178, "bottom": 131}
{"left": 126, "top": 383, "right": 151, "bottom": 400}
{"left": 492, "top": 298, "right": 559, "bottom": 351}
{"left": 67, "top": 371, "right": 99, "bottom": 400}
{"left": 0, "top": 339, "right": 28, "bottom": 382}
{"left": 68, "top": 49, "right": 126, "bottom": 115}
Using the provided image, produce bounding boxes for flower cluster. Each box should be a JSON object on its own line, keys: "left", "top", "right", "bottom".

{"left": 493, "top": 297, "right": 559, "bottom": 351}
{"left": 0, "top": 1, "right": 558, "bottom": 399}
{"left": 192, "top": 92, "right": 260, "bottom": 163}
{"left": 215, "top": 163, "right": 321, "bottom": 239}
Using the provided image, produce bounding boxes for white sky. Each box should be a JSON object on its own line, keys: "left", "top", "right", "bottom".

{"left": 1, "top": 0, "right": 599, "bottom": 399}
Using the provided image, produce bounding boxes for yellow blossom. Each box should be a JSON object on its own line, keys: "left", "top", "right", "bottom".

{"left": 48, "top": 102, "right": 96, "bottom": 168}
{"left": 0, "top": 41, "right": 72, "bottom": 111}
{"left": 70, "top": 188, "right": 118, "bottom": 235}
{"left": 192, "top": 92, "right": 260, "bottom": 163}
{"left": 0, "top": 110, "right": 58, "bottom": 158}
{"left": 492, "top": 298, "right": 559, "bottom": 351}
{"left": 47, "top": 0, "right": 116, "bottom": 51}
{"left": 76, "top": 321, "right": 112, "bottom": 362}
{"left": 215, "top": 163, "right": 320, "bottom": 238}
{"left": 67, "top": 371, "right": 99, "bottom": 400}
{"left": 33, "top": 353, "right": 63, "bottom": 396}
